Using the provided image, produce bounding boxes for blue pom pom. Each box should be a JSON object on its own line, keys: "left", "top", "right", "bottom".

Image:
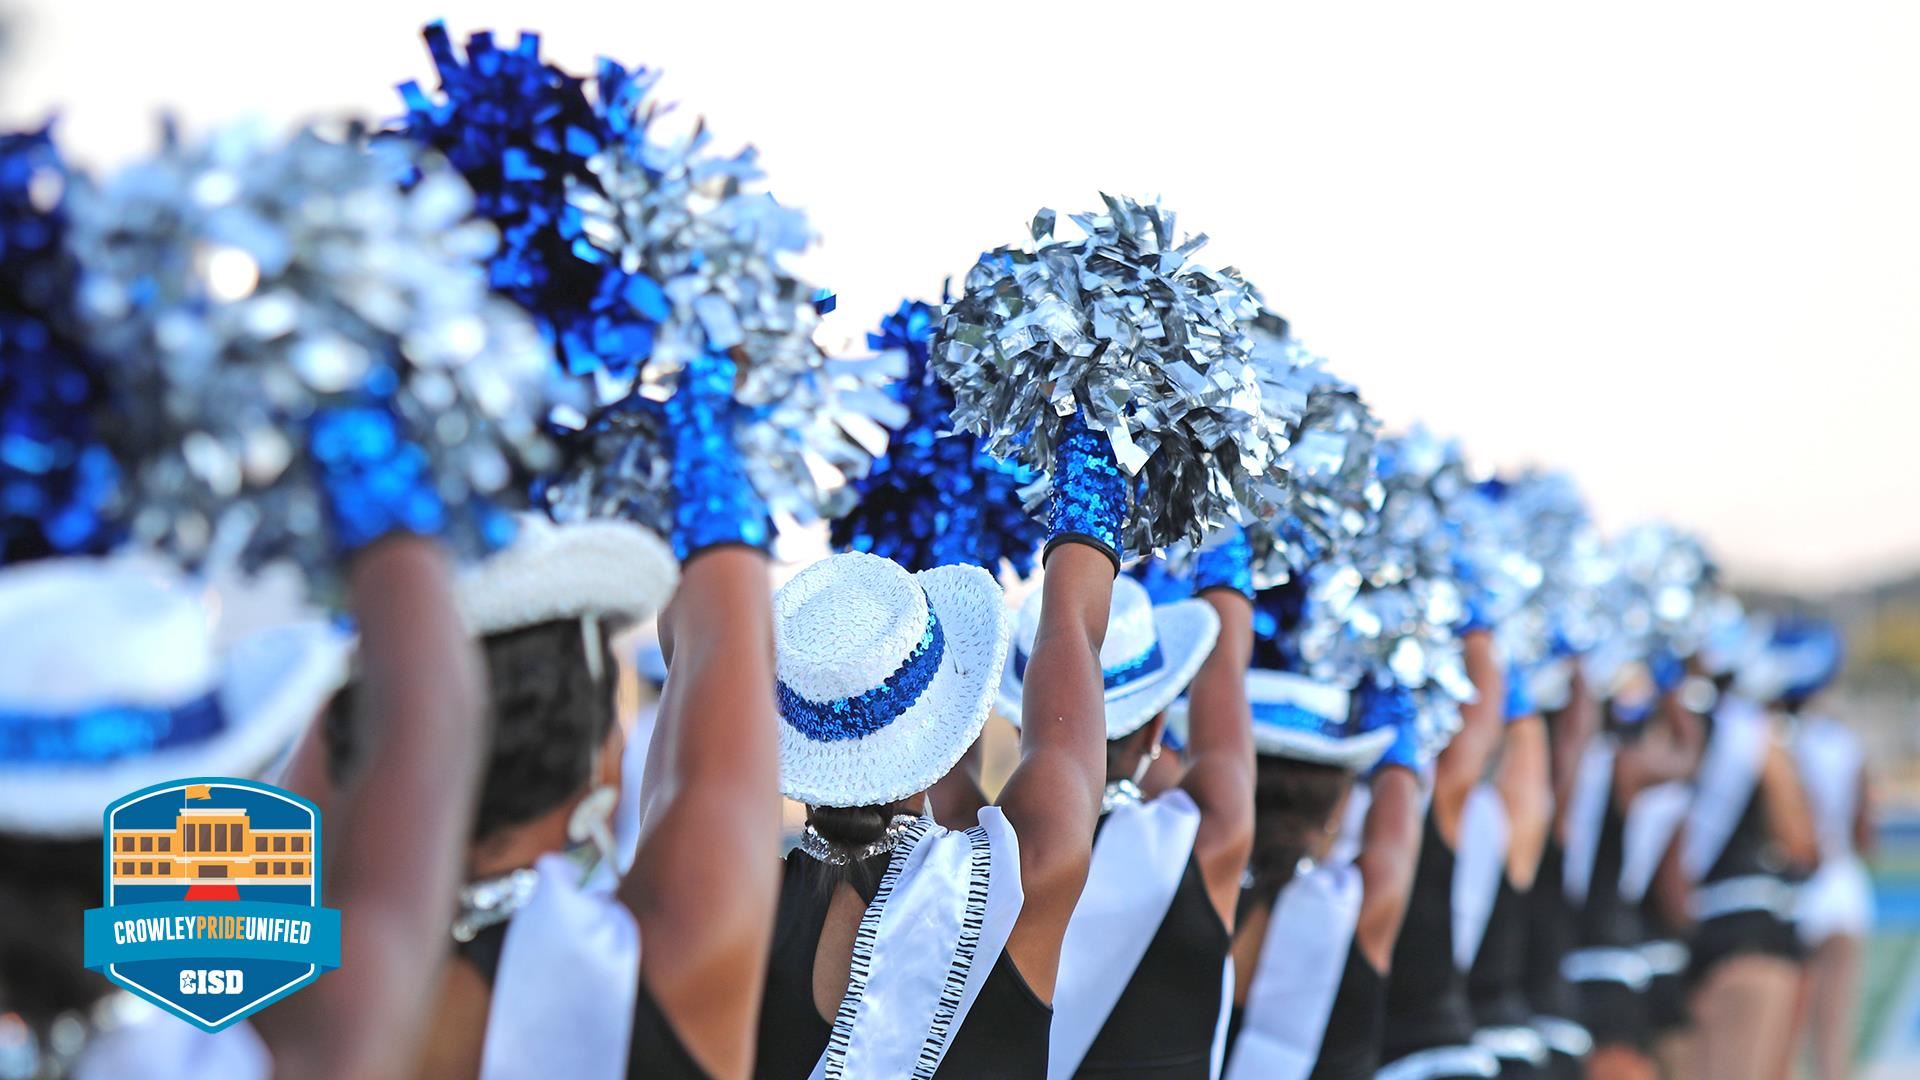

{"left": 829, "top": 299, "right": 1045, "bottom": 576}
{"left": 0, "top": 125, "right": 118, "bottom": 564}
{"left": 395, "top": 23, "right": 657, "bottom": 381}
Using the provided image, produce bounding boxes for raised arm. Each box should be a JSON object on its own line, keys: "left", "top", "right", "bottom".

{"left": 1181, "top": 529, "right": 1257, "bottom": 927}
{"left": 995, "top": 412, "right": 1124, "bottom": 1001}
{"left": 1433, "top": 629, "right": 1504, "bottom": 846}
{"left": 996, "top": 543, "right": 1112, "bottom": 1000}
{"left": 1497, "top": 712, "right": 1553, "bottom": 889}
{"left": 1355, "top": 764, "right": 1425, "bottom": 972}
{"left": 621, "top": 548, "right": 780, "bottom": 1080}
{"left": 258, "top": 537, "right": 489, "bottom": 1080}
{"left": 1549, "top": 665, "right": 1601, "bottom": 843}
{"left": 618, "top": 347, "right": 781, "bottom": 1079}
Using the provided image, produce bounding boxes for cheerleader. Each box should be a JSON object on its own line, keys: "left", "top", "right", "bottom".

{"left": 1003, "top": 531, "right": 1251, "bottom": 1080}
{"left": 752, "top": 412, "right": 1129, "bottom": 1079}
{"left": 1782, "top": 621, "right": 1869, "bottom": 1080}
{"left": 1374, "top": 629, "right": 1507, "bottom": 1080}
{"left": 1559, "top": 654, "right": 1704, "bottom": 1080}
{"left": 0, "top": 538, "right": 486, "bottom": 1079}
{"left": 1681, "top": 629, "right": 1820, "bottom": 1080}
{"left": 294, "top": 342, "right": 787, "bottom": 1078}
{"left": 1220, "top": 670, "right": 1423, "bottom": 1080}
{"left": 1461, "top": 668, "right": 1554, "bottom": 1080}
{"left": 1521, "top": 661, "right": 1600, "bottom": 1080}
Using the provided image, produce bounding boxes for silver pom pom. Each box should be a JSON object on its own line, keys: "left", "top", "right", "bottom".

{"left": 555, "top": 119, "right": 900, "bottom": 531}
{"left": 932, "top": 195, "right": 1293, "bottom": 553}
{"left": 67, "top": 123, "right": 552, "bottom": 591}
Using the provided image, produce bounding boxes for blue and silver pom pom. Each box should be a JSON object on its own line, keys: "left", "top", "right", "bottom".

{"left": 830, "top": 298, "right": 1044, "bottom": 576}
{"left": 1245, "top": 310, "right": 1381, "bottom": 583}
{"left": 400, "top": 24, "right": 894, "bottom": 536}
{"left": 65, "top": 122, "right": 553, "bottom": 594}
{"left": 0, "top": 125, "right": 119, "bottom": 564}
{"left": 931, "top": 196, "right": 1293, "bottom": 555}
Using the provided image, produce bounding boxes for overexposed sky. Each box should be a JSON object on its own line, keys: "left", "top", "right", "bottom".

{"left": 5, "top": 1, "right": 1916, "bottom": 590}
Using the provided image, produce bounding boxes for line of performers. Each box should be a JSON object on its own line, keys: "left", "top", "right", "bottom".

{"left": 0, "top": 20, "right": 1876, "bottom": 1080}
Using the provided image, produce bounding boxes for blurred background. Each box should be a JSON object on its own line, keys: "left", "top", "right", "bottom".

{"left": 6, "top": 1, "right": 1918, "bottom": 1070}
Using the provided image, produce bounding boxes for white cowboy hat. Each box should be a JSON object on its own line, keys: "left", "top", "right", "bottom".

{"left": 1229, "top": 669, "right": 1392, "bottom": 770}
{"left": 997, "top": 574, "right": 1219, "bottom": 741}
{"left": 456, "top": 514, "right": 677, "bottom": 637}
{"left": 0, "top": 557, "right": 347, "bottom": 838}
{"left": 775, "top": 551, "right": 1009, "bottom": 808}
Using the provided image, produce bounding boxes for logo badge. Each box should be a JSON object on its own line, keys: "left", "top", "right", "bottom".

{"left": 82, "top": 777, "right": 341, "bottom": 1031}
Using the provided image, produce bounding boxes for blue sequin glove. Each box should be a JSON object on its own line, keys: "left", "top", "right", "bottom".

{"left": 1357, "top": 683, "right": 1423, "bottom": 774}
{"left": 666, "top": 349, "right": 769, "bottom": 562}
{"left": 1192, "top": 523, "right": 1254, "bottom": 600}
{"left": 1648, "top": 651, "right": 1686, "bottom": 694}
{"left": 311, "top": 405, "right": 452, "bottom": 554}
{"left": 1043, "top": 411, "right": 1126, "bottom": 572}
{"left": 1504, "top": 661, "right": 1536, "bottom": 722}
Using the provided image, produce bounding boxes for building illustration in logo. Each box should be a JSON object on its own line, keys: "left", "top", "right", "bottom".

{"left": 83, "top": 778, "right": 341, "bottom": 1032}
{"left": 109, "top": 805, "right": 314, "bottom": 885}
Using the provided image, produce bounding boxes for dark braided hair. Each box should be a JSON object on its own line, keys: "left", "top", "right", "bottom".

{"left": 0, "top": 834, "right": 110, "bottom": 1042}
{"left": 1245, "top": 755, "right": 1352, "bottom": 908}
{"left": 327, "top": 618, "right": 619, "bottom": 842}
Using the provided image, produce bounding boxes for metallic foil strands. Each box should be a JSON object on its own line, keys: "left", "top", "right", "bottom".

{"left": 830, "top": 299, "right": 1045, "bottom": 576}
{"left": 65, "top": 123, "right": 553, "bottom": 594}
{"left": 0, "top": 125, "right": 119, "bottom": 563}
{"left": 932, "top": 195, "right": 1294, "bottom": 555}
{"left": 401, "top": 24, "right": 894, "bottom": 535}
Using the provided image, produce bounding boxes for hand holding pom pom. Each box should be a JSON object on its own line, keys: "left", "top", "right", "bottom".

{"left": 665, "top": 349, "right": 769, "bottom": 561}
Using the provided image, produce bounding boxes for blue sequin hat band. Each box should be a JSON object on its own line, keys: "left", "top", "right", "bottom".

{"left": 773, "top": 553, "right": 1010, "bottom": 809}
{"left": 1009, "top": 637, "right": 1163, "bottom": 692}
{"left": 1225, "top": 668, "right": 1394, "bottom": 769}
{"left": 0, "top": 694, "right": 227, "bottom": 766}
{"left": 778, "top": 607, "right": 945, "bottom": 743}
{"left": 998, "top": 574, "right": 1220, "bottom": 741}
{"left": 0, "top": 558, "right": 348, "bottom": 837}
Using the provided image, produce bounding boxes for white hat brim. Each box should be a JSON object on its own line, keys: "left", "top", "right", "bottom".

{"left": 1252, "top": 724, "right": 1396, "bottom": 771}
{"left": 780, "top": 564, "right": 1010, "bottom": 808}
{"left": 457, "top": 517, "right": 677, "bottom": 637}
{"left": 997, "top": 598, "right": 1220, "bottom": 741}
{"left": 0, "top": 619, "right": 349, "bottom": 838}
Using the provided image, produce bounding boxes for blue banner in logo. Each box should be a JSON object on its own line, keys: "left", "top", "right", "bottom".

{"left": 83, "top": 902, "right": 340, "bottom": 968}
{"left": 84, "top": 777, "right": 341, "bottom": 1032}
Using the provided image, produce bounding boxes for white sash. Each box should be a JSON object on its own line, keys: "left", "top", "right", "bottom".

{"left": 482, "top": 852, "right": 642, "bottom": 1080}
{"left": 1223, "top": 862, "right": 1362, "bottom": 1080}
{"left": 1683, "top": 698, "right": 1769, "bottom": 881}
{"left": 811, "top": 807, "right": 1024, "bottom": 1080}
{"left": 1795, "top": 715, "right": 1862, "bottom": 862}
{"left": 1048, "top": 789, "right": 1204, "bottom": 1080}
{"left": 1329, "top": 781, "right": 1372, "bottom": 867}
{"left": 77, "top": 1010, "right": 270, "bottom": 1079}
{"left": 613, "top": 703, "right": 658, "bottom": 875}
{"left": 1618, "top": 781, "right": 1690, "bottom": 904}
{"left": 1562, "top": 739, "right": 1615, "bottom": 906}
{"left": 1209, "top": 956, "right": 1234, "bottom": 1080}
{"left": 1452, "top": 785, "right": 1509, "bottom": 971}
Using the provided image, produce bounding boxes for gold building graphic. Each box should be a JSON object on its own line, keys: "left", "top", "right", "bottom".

{"left": 110, "top": 806, "right": 314, "bottom": 885}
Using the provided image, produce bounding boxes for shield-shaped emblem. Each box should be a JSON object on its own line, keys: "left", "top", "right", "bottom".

{"left": 83, "top": 777, "right": 341, "bottom": 1031}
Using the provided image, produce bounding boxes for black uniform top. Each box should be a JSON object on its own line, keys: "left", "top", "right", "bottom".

{"left": 1524, "top": 836, "right": 1583, "bottom": 1021}
{"left": 1702, "top": 784, "right": 1786, "bottom": 885}
{"left": 1075, "top": 815, "right": 1232, "bottom": 1078}
{"left": 753, "top": 849, "right": 1050, "bottom": 1080}
{"left": 1226, "top": 929, "right": 1386, "bottom": 1080}
{"left": 1576, "top": 788, "right": 1645, "bottom": 949}
{"left": 1467, "top": 872, "right": 1534, "bottom": 1029}
{"left": 1381, "top": 810, "right": 1478, "bottom": 1061}
{"left": 455, "top": 914, "right": 707, "bottom": 1079}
